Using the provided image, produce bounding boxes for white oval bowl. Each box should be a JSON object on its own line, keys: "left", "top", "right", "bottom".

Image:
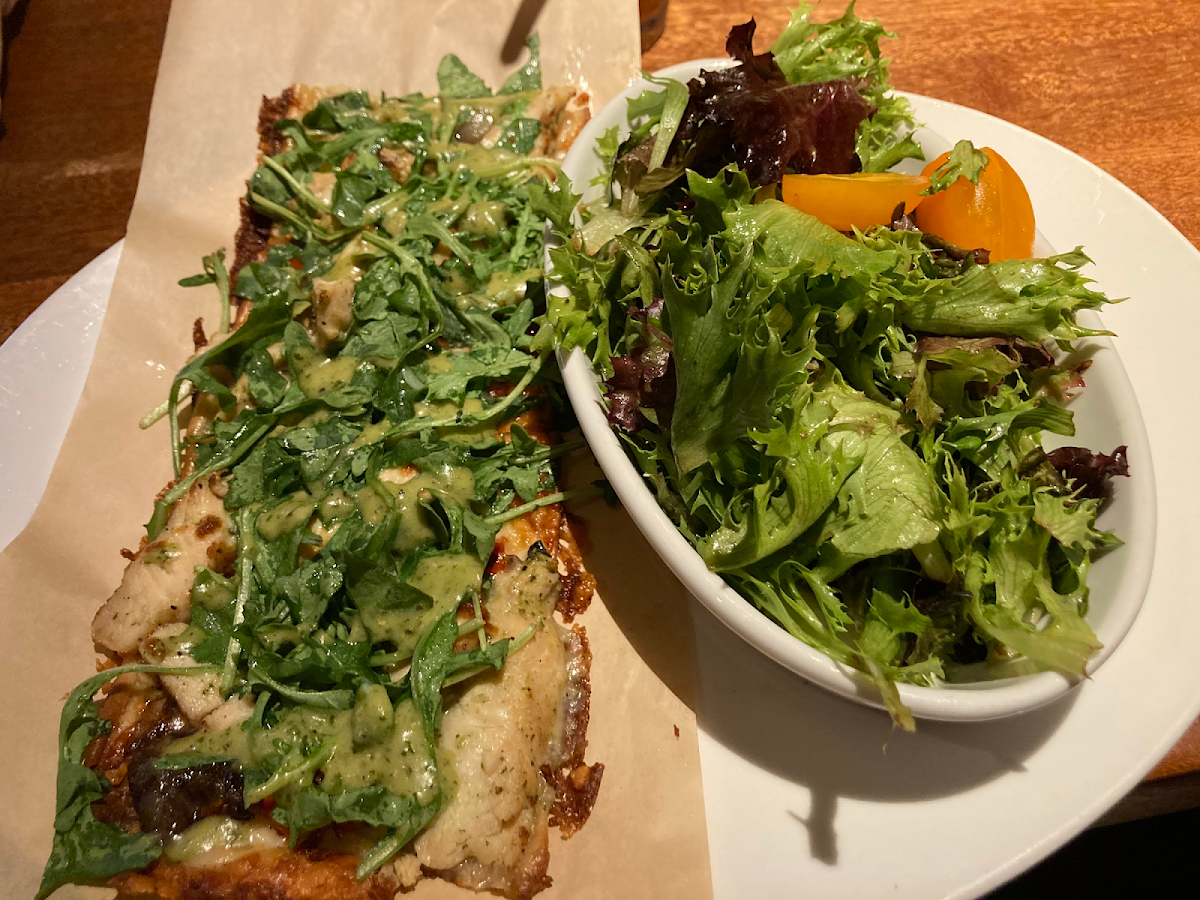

{"left": 550, "top": 60, "right": 1157, "bottom": 722}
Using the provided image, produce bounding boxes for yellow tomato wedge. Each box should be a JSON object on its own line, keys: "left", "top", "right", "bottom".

{"left": 914, "top": 148, "right": 1035, "bottom": 261}
{"left": 780, "top": 172, "right": 930, "bottom": 233}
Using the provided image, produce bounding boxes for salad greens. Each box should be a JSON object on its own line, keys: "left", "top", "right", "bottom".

{"left": 42, "top": 42, "right": 596, "bottom": 894}
{"left": 605, "top": 2, "right": 921, "bottom": 216}
{"left": 770, "top": 1, "right": 923, "bottom": 172}
{"left": 541, "top": 5, "right": 1128, "bottom": 729}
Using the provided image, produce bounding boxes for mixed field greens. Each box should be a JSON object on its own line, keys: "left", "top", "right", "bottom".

{"left": 539, "top": 3, "right": 1129, "bottom": 728}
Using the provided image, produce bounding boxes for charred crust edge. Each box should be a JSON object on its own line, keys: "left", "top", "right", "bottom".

{"left": 558, "top": 626, "right": 592, "bottom": 765}
{"left": 110, "top": 849, "right": 399, "bottom": 900}
{"left": 542, "top": 761, "right": 604, "bottom": 840}
{"left": 544, "top": 626, "right": 603, "bottom": 839}
{"left": 230, "top": 88, "right": 293, "bottom": 283}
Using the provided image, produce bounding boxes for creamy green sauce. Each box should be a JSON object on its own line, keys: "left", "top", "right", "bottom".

{"left": 352, "top": 683, "right": 394, "bottom": 750}
{"left": 455, "top": 267, "right": 540, "bottom": 312}
{"left": 441, "top": 268, "right": 476, "bottom": 297}
{"left": 297, "top": 355, "right": 362, "bottom": 398}
{"left": 429, "top": 194, "right": 471, "bottom": 221}
{"left": 352, "top": 464, "right": 476, "bottom": 548}
{"left": 166, "top": 698, "right": 438, "bottom": 805}
{"left": 318, "top": 489, "right": 355, "bottom": 524}
{"left": 413, "top": 397, "right": 498, "bottom": 444}
{"left": 460, "top": 200, "right": 508, "bottom": 238}
{"left": 256, "top": 492, "right": 318, "bottom": 541}
{"left": 355, "top": 484, "right": 391, "bottom": 528}
{"left": 411, "top": 552, "right": 483, "bottom": 608}
{"left": 382, "top": 207, "right": 410, "bottom": 236}
{"left": 394, "top": 467, "right": 474, "bottom": 549}
{"left": 443, "top": 144, "right": 524, "bottom": 177}
{"left": 170, "top": 722, "right": 252, "bottom": 762}
{"left": 155, "top": 624, "right": 206, "bottom": 660}
{"left": 356, "top": 551, "right": 482, "bottom": 653}
{"left": 351, "top": 419, "right": 392, "bottom": 449}
{"left": 318, "top": 236, "right": 371, "bottom": 282}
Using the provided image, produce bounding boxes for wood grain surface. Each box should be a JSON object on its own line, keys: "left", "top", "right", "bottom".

{"left": 0, "top": 0, "right": 1197, "bottom": 793}
{"left": 0, "top": 0, "right": 170, "bottom": 343}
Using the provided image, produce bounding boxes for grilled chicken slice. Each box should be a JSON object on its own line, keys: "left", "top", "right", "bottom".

{"left": 415, "top": 552, "right": 566, "bottom": 898}
{"left": 91, "top": 478, "right": 234, "bottom": 657}
{"left": 527, "top": 85, "right": 592, "bottom": 160}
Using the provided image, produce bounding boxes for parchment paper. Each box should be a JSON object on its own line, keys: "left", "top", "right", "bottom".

{"left": 0, "top": 1, "right": 712, "bottom": 897}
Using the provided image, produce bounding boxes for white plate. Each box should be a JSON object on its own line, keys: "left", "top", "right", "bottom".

{"left": 553, "top": 60, "right": 1156, "bottom": 723}
{"left": 0, "top": 241, "right": 121, "bottom": 551}
{"left": 3, "top": 88, "right": 1200, "bottom": 897}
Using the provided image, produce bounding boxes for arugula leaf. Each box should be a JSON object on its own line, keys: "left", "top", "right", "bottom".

{"left": 152, "top": 752, "right": 238, "bottom": 771}
{"left": 162, "top": 271, "right": 293, "bottom": 476}
{"left": 276, "top": 557, "right": 343, "bottom": 626}
{"left": 178, "top": 248, "right": 232, "bottom": 334}
{"left": 189, "top": 569, "right": 239, "bottom": 667}
{"left": 278, "top": 784, "right": 441, "bottom": 843}
{"left": 499, "top": 35, "right": 542, "bottom": 94}
{"left": 242, "top": 347, "right": 288, "bottom": 409}
{"left": 423, "top": 348, "right": 534, "bottom": 402}
{"left": 496, "top": 117, "right": 541, "bottom": 155}
{"left": 331, "top": 172, "right": 380, "bottom": 227}
{"left": 302, "top": 91, "right": 374, "bottom": 131}
{"left": 437, "top": 54, "right": 491, "bottom": 99}
{"left": 347, "top": 564, "right": 435, "bottom": 646}
{"left": 146, "top": 413, "right": 276, "bottom": 539}
{"left": 408, "top": 611, "right": 460, "bottom": 748}
{"left": 341, "top": 314, "right": 420, "bottom": 361}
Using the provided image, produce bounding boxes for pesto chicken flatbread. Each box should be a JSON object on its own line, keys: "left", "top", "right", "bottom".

{"left": 39, "top": 40, "right": 602, "bottom": 900}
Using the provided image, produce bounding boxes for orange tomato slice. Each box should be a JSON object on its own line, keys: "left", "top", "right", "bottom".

{"left": 914, "top": 148, "right": 1035, "bottom": 261}
{"left": 780, "top": 172, "right": 930, "bottom": 233}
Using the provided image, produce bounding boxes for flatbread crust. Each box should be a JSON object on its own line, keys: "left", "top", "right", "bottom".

{"left": 79, "top": 85, "right": 600, "bottom": 899}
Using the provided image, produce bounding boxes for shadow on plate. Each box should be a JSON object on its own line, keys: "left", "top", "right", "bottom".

{"left": 566, "top": 462, "right": 1077, "bottom": 868}
{"left": 691, "top": 598, "right": 1078, "bottom": 864}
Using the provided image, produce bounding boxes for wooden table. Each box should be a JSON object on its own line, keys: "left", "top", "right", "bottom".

{"left": 1, "top": 0, "right": 1198, "bottom": 816}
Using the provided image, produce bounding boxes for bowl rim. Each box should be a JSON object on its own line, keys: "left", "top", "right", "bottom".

{"left": 548, "top": 59, "right": 1158, "bottom": 722}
